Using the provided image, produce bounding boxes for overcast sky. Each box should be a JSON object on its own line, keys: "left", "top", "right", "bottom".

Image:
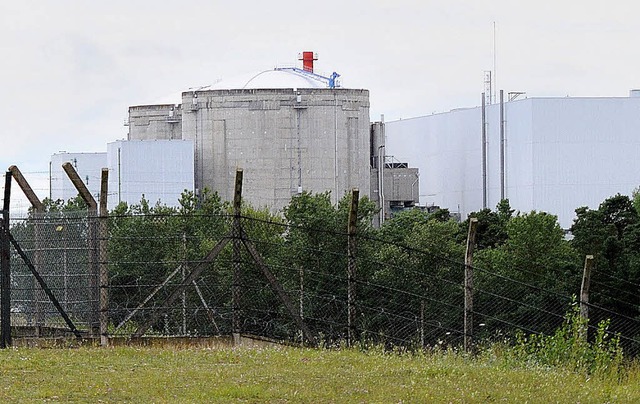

{"left": 2, "top": 0, "right": 640, "bottom": 206}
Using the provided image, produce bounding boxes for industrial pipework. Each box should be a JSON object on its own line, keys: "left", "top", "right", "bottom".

{"left": 275, "top": 51, "right": 341, "bottom": 88}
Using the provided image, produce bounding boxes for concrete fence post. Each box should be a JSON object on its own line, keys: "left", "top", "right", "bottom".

{"left": 347, "top": 188, "right": 359, "bottom": 347}
{"left": 464, "top": 217, "right": 478, "bottom": 353}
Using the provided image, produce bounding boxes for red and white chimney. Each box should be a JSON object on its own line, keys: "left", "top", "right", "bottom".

{"left": 299, "top": 51, "right": 318, "bottom": 73}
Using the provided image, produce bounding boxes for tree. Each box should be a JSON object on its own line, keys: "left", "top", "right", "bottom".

{"left": 278, "top": 191, "right": 377, "bottom": 342}
{"left": 571, "top": 194, "right": 640, "bottom": 352}
{"left": 571, "top": 195, "right": 639, "bottom": 306}
{"left": 370, "top": 209, "right": 465, "bottom": 346}
{"left": 107, "top": 190, "right": 230, "bottom": 335}
{"left": 475, "top": 210, "right": 580, "bottom": 337}
{"left": 632, "top": 187, "right": 640, "bottom": 216}
{"left": 460, "top": 199, "right": 513, "bottom": 250}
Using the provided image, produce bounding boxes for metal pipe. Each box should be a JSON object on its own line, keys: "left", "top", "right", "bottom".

{"left": 481, "top": 93, "right": 487, "bottom": 208}
{"left": 378, "top": 145, "right": 385, "bottom": 226}
{"left": 296, "top": 108, "right": 302, "bottom": 193}
{"left": 334, "top": 94, "right": 338, "bottom": 205}
{"left": 493, "top": 22, "right": 497, "bottom": 104}
{"left": 411, "top": 174, "right": 419, "bottom": 204}
{"left": 500, "top": 89, "right": 505, "bottom": 200}
{"left": 117, "top": 148, "right": 121, "bottom": 204}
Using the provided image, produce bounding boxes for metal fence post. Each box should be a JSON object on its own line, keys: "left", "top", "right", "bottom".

{"left": 8, "top": 166, "right": 45, "bottom": 328}
{"left": 99, "top": 168, "right": 109, "bottom": 346}
{"left": 1, "top": 171, "right": 13, "bottom": 348}
{"left": 232, "top": 169, "right": 243, "bottom": 346}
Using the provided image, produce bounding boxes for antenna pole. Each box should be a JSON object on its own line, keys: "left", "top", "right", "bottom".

{"left": 493, "top": 22, "right": 497, "bottom": 104}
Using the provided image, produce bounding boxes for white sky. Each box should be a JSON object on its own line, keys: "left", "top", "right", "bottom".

{"left": 2, "top": 0, "right": 640, "bottom": 210}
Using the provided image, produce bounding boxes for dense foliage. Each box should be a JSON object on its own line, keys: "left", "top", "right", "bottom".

{"left": 9, "top": 188, "right": 640, "bottom": 356}
{"left": 505, "top": 303, "right": 623, "bottom": 377}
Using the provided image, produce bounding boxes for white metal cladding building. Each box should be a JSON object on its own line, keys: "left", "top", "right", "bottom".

{"left": 50, "top": 152, "right": 107, "bottom": 203}
{"left": 385, "top": 94, "right": 640, "bottom": 229}
{"left": 106, "top": 139, "right": 194, "bottom": 209}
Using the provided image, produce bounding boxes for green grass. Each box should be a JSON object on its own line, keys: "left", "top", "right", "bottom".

{"left": 0, "top": 345, "right": 639, "bottom": 403}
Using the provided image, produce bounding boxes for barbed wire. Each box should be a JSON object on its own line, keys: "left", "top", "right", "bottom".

{"left": 3, "top": 212, "right": 640, "bottom": 355}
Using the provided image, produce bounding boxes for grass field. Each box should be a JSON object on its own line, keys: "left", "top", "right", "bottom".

{"left": 0, "top": 345, "right": 639, "bottom": 403}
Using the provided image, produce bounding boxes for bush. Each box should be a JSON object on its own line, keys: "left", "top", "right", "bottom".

{"left": 503, "top": 302, "right": 623, "bottom": 378}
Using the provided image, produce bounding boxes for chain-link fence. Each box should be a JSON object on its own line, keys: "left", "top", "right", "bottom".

{"left": 3, "top": 211, "right": 640, "bottom": 355}
{"left": 107, "top": 212, "right": 232, "bottom": 338}
{"left": 9, "top": 211, "right": 97, "bottom": 337}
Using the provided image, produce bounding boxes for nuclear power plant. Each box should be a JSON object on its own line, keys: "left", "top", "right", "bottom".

{"left": 125, "top": 52, "right": 418, "bottom": 218}
{"left": 44, "top": 51, "right": 640, "bottom": 229}
{"left": 47, "top": 52, "right": 419, "bottom": 219}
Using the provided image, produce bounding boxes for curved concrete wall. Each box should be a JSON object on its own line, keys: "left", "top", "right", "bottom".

{"left": 180, "top": 88, "right": 370, "bottom": 211}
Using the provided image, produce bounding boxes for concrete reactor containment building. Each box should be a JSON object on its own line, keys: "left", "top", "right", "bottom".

{"left": 127, "top": 52, "right": 372, "bottom": 212}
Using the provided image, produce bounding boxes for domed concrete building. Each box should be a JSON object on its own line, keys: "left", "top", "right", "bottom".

{"left": 127, "top": 53, "right": 371, "bottom": 211}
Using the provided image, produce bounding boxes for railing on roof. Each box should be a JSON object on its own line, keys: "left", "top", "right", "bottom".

{"left": 273, "top": 67, "right": 341, "bottom": 89}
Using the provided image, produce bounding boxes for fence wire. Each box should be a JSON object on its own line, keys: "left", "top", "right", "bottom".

{"left": 4, "top": 212, "right": 640, "bottom": 355}
{"left": 9, "top": 211, "right": 97, "bottom": 336}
